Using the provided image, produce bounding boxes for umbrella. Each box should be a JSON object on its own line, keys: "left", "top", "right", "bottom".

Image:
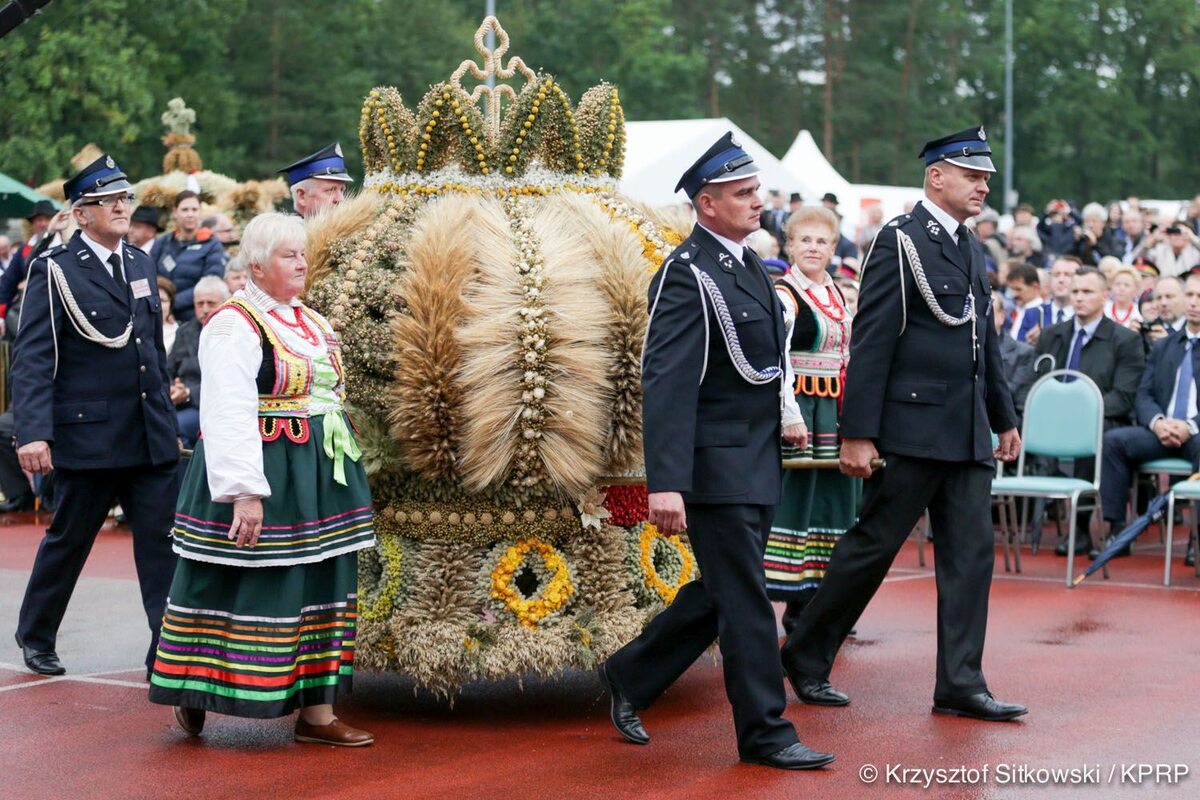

{"left": 1073, "top": 492, "right": 1170, "bottom": 586}
{"left": 0, "top": 171, "right": 63, "bottom": 218}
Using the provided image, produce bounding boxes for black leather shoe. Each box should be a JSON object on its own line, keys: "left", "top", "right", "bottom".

{"left": 932, "top": 692, "right": 1027, "bottom": 721}
{"left": 173, "top": 706, "right": 206, "bottom": 736}
{"left": 15, "top": 633, "right": 65, "bottom": 676}
{"left": 0, "top": 493, "right": 35, "bottom": 513}
{"left": 787, "top": 673, "right": 850, "bottom": 707}
{"left": 598, "top": 663, "right": 649, "bottom": 745}
{"left": 1055, "top": 535, "right": 1093, "bottom": 556}
{"left": 743, "top": 742, "right": 836, "bottom": 770}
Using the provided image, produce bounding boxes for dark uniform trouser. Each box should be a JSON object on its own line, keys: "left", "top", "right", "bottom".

{"left": 605, "top": 503, "right": 797, "bottom": 759}
{"left": 781, "top": 455, "right": 994, "bottom": 700}
{"left": 17, "top": 462, "right": 179, "bottom": 669}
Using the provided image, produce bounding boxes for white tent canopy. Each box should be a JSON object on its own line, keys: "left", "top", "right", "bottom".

{"left": 620, "top": 118, "right": 814, "bottom": 208}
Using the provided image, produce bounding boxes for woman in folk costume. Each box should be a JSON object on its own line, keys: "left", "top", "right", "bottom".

{"left": 763, "top": 206, "right": 861, "bottom": 633}
{"left": 148, "top": 212, "right": 375, "bottom": 746}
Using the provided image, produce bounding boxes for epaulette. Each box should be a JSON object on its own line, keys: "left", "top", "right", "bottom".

{"left": 886, "top": 213, "right": 913, "bottom": 228}
{"left": 665, "top": 238, "right": 701, "bottom": 265}
{"left": 33, "top": 244, "right": 68, "bottom": 263}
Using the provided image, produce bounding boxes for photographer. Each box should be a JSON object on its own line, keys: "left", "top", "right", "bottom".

{"left": 1069, "top": 202, "right": 1119, "bottom": 265}
{"left": 1038, "top": 198, "right": 1082, "bottom": 258}
{"left": 1138, "top": 224, "right": 1200, "bottom": 277}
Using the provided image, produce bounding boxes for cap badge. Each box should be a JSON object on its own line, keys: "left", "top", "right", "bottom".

{"left": 334, "top": 143, "right": 343, "bottom": 157}
{"left": 105, "top": 155, "right": 115, "bottom": 169}
{"left": 978, "top": 127, "right": 987, "bottom": 141}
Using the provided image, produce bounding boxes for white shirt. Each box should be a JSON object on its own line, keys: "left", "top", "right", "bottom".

{"left": 198, "top": 280, "right": 325, "bottom": 503}
{"left": 1048, "top": 301, "right": 1074, "bottom": 326}
{"left": 920, "top": 196, "right": 962, "bottom": 244}
{"left": 1008, "top": 299, "right": 1041, "bottom": 339}
{"left": 697, "top": 223, "right": 745, "bottom": 265}
{"left": 1151, "top": 332, "right": 1200, "bottom": 436}
{"left": 79, "top": 231, "right": 124, "bottom": 281}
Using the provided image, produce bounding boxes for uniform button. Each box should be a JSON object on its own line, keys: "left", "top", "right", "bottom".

{"left": 77, "top": 412, "right": 84, "bottom": 419}
{"left": 139, "top": 365, "right": 146, "bottom": 373}
{"left": 141, "top": 392, "right": 147, "bottom": 400}
{"left": 135, "top": 337, "right": 142, "bottom": 344}
{"left": 742, "top": 311, "right": 748, "bottom": 318}
{"left": 90, "top": 311, "right": 97, "bottom": 317}
{"left": 942, "top": 284, "right": 949, "bottom": 290}
{"left": 911, "top": 392, "right": 918, "bottom": 398}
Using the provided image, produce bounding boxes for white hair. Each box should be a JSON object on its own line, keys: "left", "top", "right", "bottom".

{"left": 1009, "top": 224, "right": 1042, "bottom": 252}
{"left": 744, "top": 229, "right": 777, "bottom": 256}
{"left": 239, "top": 211, "right": 306, "bottom": 268}
{"left": 193, "top": 274, "right": 230, "bottom": 301}
{"left": 1081, "top": 202, "right": 1106, "bottom": 222}
{"left": 289, "top": 177, "right": 317, "bottom": 205}
{"left": 224, "top": 252, "right": 249, "bottom": 277}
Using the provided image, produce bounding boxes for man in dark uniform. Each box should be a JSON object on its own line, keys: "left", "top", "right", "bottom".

{"left": 598, "top": 133, "right": 834, "bottom": 770}
{"left": 780, "top": 127, "right": 1028, "bottom": 722}
{"left": 12, "top": 154, "right": 180, "bottom": 677}
{"left": 279, "top": 142, "right": 354, "bottom": 219}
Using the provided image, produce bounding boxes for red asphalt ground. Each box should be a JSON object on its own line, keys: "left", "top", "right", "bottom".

{"left": 1, "top": 511, "right": 1198, "bottom": 800}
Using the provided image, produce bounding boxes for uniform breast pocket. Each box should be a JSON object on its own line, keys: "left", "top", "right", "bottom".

{"left": 930, "top": 274, "right": 968, "bottom": 316}
{"left": 729, "top": 302, "right": 768, "bottom": 326}
{"left": 78, "top": 303, "right": 112, "bottom": 322}
{"left": 54, "top": 400, "right": 110, "bottom": 424}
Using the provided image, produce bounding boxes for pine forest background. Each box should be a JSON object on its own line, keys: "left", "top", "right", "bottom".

{"left": 2, "top": 0, "right": 1198, "bottom": 205}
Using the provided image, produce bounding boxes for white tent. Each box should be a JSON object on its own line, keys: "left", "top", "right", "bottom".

{"left": 620, "top": 118, "right": 812, "bottom": 208}
{"left": 782, "top": 130, "right": 925, "bottom": 237}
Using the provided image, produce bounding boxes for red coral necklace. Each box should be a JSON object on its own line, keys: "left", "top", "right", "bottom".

{"left": 805, "top": 285, "right": 846, "bottom": 322}
{"left": 269, "top": 307, "right": 319, "bottom": 346}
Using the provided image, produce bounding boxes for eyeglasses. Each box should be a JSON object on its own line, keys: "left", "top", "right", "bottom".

{"left": 80, "top": 193, "right": 135, "bottom": 208}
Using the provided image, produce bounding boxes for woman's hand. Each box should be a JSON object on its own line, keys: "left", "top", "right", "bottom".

{"left": 782, "top": 422, "right": 809, "bottom": 451}
{"left": 229, "top": 497, "right": 264, "bottom": 548}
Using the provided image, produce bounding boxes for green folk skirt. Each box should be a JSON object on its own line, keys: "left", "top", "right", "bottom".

{"left": 766, "top": 392, "right": 861, "bottom": 599}
{"left": 148, "top": 413, "right": 373, "bottom": 718}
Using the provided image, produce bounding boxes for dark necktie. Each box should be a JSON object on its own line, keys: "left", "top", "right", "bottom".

{"left": 1172, "top": 339, "right": 1194, "bottom": 419}
{"left": 1064, "top": 328, "right": 1086, "bottom": 382}
{"left": 956, "top": 224, "right": 973, "bottom": 269}
{"left": 1055, "top": 308, "right": 1065, "bottom": 325}
{"left": 107, "top": 253, "right": 126, "bottom": 295}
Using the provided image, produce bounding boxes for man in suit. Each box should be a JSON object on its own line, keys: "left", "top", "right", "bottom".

{"left": 1006, "top": 262, "right": 1050, "bottom": 344}
{"left": 598, "top": 133, "right": 834, "bottom": 770}
{"left": 1034, "top": 267, "right": 1144, "bottom": 555}
{"left": 759, "top": 189, "right": 789, "bottom": 250}
{"left": 12, "top": 154, "right": 180, "bottom": 677}
{"left": 1101, "top": 271, "right": 1200, "bottom": 567}
{"left": 780, "top": 126, "right": 1027, "bottom": 723}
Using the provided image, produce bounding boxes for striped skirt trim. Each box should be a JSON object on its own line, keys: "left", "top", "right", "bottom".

{"left": 173, "top": 506, "right": 376, "bottom": 567}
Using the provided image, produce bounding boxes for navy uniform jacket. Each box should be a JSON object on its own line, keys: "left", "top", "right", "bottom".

{"left": 12, "top": 231, "right": 179, "bottom": 469}
{"left": 642, "top": 225, "right": 787, "bottom": 505}
{"left": 842, "top": 202, "right": 1017, "bottom": 463}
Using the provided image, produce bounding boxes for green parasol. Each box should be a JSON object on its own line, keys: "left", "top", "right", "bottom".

{"left": 0, "top": 172, "right": 63, "bottom": 218}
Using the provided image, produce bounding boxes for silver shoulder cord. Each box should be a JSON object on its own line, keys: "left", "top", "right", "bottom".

{"left": 641, "top": 257, "right": 782, "bottom": 387}
{"left": 37, "top": 257, "right": 134, "bottom": 378}
{"left": 895, "top": 229, "right": 977, "bottom": 359}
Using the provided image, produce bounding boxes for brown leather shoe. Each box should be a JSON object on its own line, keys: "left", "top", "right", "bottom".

{"left": 294, "top": 717, "right": 374, "bottom": 747}
{"left": 173, "top": 706, "right": 206, "bottom": 736}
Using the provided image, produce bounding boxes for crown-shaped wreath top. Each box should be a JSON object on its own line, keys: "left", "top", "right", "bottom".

{"left": 360, "top": 16, "right": 625, "bottom": 191}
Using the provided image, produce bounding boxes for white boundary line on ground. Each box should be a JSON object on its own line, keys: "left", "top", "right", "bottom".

{"left": 0, "top": 662, "right": 147, "bottom": 693}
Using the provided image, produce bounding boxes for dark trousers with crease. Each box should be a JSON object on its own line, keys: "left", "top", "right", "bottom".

{"left": 781, "top": 455, "right": 994, "bottom": 701}
{"left": 605, "top": 502, "right": 798, "bottom": 759}
{"left": 16, "top": 462, "right": 179, "bottom": 670}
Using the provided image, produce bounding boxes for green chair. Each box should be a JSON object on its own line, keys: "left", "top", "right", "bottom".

{"left": 1163, "top": 480, "right": 1200, "bottom": 587}
{"left": 1131, "top": 458, "right": 1193, "bottom": 544}
{"left": 990, "top": 369, "right": 1105, "bottom": 587}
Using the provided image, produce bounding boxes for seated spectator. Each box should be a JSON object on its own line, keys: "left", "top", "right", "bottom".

{"left": 1069, "top": 202, "right": 1119, "bottom": 266}
{"left": 993, "top": 293, "right": 1036, "bottom": 420}
{"left": 167, "top": 275, "right": 230, "bottom": 448}
{"left": 1134, "top": 257, "right": 1159, "bottom": 299}
{"left": 158, "top": 277, "right": 179, "bottom": 355}
{"left": 1101, "top": 271, "right": 1200, "bottom": 568}
{"left": 1106, "top": 201, "right": 1124, "bottom": 243}
{"left": 1007, "top": 225, "right": 1045, "bottom": 268}
{"left": 1140, "top": 224, "right": 1200, "bottom": 277}
{"left": 1118, "top": 209, "right": 1149, "bottom": 264}
{"left": 201, "top": 212, "right": 238, "bottom": 248}
{"left": 1105, "top": 265, "right": 1143, "bottom": 330}
{"left": 127, "top": 206, "right": 163, "bottom": 254}
{"left": 224, "top": 255, "right": 249, "bottom": 294}
{"left": 1142, "top": 276, "right": 1186, "bottom": 346}
{"left": 1012, "top": 202, "right": 1037, "bottom": 230}
{"left": 1006, "top": 262, "right": 1050, "bottom": 343}
{"left": 758, "top": 189, "right": 789, "bottom": 250}
{"left": 973, "top": 208, "right": 1006, "bottom": 273}
{"left": 150, "top": 190, "right": 227, "bottom": 321}
{"left": 1037, "top": 199, "right": 1081, "bottom": 257}
{"left": 1034, "top": 267, "right": 1145, "bottom": 555}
